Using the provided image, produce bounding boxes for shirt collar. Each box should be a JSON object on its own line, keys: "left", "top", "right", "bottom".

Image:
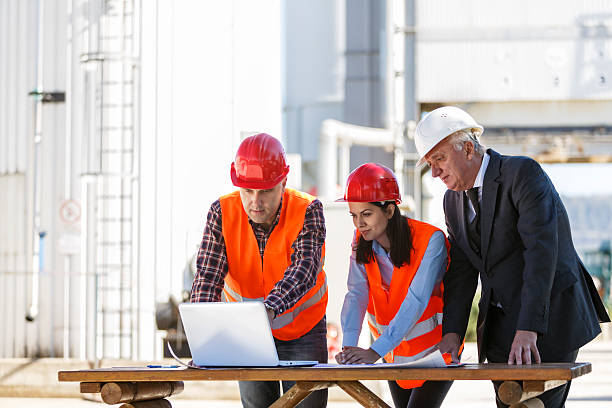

{"left": 471, "top": 152, "right": 490, "bottom": 189}
{"left": 372, "top": 239, "right": 385, "bottom": 255}
{"left": 372, "top": 239, "right": 394, "bottom": 258}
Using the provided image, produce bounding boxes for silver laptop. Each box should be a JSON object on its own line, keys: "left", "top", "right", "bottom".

{"left": 179, "top": 302, "right": 319, "bottom": 367}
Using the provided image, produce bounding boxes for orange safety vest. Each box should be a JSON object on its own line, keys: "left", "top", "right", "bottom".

{"left": 219, "top": 188, "right": 328, "bottom": 341}
{"left": 362, "top": 218, "right": 449, "bottom": 389}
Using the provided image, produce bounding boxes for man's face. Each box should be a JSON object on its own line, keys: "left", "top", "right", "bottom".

{"left": 239, "top": 179, "right": 286, "bottom": 228}
{"left": 424, "top": 137, "right": 478, "bottom": 191}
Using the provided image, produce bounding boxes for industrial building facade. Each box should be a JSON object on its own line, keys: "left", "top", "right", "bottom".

{"left": 1, "top": 0, "right": 610, "bottom": 360}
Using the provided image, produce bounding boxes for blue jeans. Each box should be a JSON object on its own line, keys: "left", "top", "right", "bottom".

{"left": 239, "top": 317, "right": 328, "bottom": 408}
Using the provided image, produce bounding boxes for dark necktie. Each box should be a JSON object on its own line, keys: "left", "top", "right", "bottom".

{"left": 466, "top": 187, "right": 481, "bottom": 254}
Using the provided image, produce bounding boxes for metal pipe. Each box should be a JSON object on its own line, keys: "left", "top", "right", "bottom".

{"left": 384, "top": 0, "right": 395, "bottom": 130}
{"left": 404, "top": 0, "right": 420, "bottom": 217}
{"left": 318, "top": 119, "right": 395, "bottom": 201}
{"left": 132, "top": 0, "right": 143, "bottom": 360}
{"left": 338, "top": 142, "right": 351, "bottom": 190}
{"left": 389, "top": 0, "right": 406, "bottom": 197}
{"left": 318, "top": 120, "right": 339, "bottom": 200}
{"left": 25, "top": 0, "right": 45, "bottom": 324}
{"left": 62, "top": 0, "right": 77, "bottom": 359}
{"left": 134, "top": 0, "right": 143, "bottom": 360}
{"left": 318, "top": 2, "right": 410, "bottom": 205}
{"left": 98, "top": 4, "right": 105, "bottom": 362}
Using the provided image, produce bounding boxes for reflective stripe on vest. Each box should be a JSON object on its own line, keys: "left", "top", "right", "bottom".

{"left": 271, "top": 275, "right": 327, "bottom": 330}
{"left": 361, "top": 218, "right": 449, "bottom": 389}
{"left": 392, "top": 344, "right": 439, "bottom": 364}
{"left": 222, "top": 277, "right": 326, "bottom": 330}
{"left": 219, "top": 188, "right": 328, "bottom": 341}
{"left": 367, "top": 312, "right": 442, "bottom": 343}
{"left": 221, "top": 285, "right": 263, "bottom": 302}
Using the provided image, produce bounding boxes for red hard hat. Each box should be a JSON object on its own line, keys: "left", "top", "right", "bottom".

{"left": 336, "top": 163, "right": 401, "bottom": 203}
{"left": 230, "top": 133, "right": 290, "bottom": 189}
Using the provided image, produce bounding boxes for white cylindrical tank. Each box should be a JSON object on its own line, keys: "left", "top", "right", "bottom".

{"left": 0, "top": 0, "right": 285, "bottom": 360}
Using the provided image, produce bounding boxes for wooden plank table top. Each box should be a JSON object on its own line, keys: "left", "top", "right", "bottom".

{"left": 58, "top": 362, "right": 591, "bottom": 383}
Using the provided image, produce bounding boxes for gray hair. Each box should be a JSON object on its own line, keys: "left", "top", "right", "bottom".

{"left": 449, "top": 130, "right": 485, "bottom": 156}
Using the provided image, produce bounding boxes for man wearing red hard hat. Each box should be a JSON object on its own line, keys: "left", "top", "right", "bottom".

{"left": 191, "top": 133, "right": 328, "bottom": 407}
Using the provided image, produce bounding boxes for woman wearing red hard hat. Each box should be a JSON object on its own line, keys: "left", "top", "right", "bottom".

{"left": 335, "top": 163, "right": 454, "bottom": 408}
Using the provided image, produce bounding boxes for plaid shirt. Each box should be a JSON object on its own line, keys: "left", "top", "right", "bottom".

{"left": 190, "top": 196, "right": 326, "bottom": 316}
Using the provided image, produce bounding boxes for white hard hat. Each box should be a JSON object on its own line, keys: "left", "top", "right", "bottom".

{"left": 414, "top": 106, "right": 483, "bottom": 167}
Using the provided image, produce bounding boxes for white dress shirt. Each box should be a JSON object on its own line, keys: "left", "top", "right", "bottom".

{"left": 466, "top": 152, "right": 490, "bottom": 222}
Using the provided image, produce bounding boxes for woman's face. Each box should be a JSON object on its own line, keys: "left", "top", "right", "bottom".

{"left": 348, "top": 202, "right": 394, "bottom": 247}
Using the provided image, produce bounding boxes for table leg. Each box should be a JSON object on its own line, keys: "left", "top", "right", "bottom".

{"left": 118, "top": 400, "right": 172, "bottom": 408}
{"left": 269, "top": 381, "right": 336, "bottom": 408}
{"left": 100, "top": 381, "right": 183, "bottom": 404}
{"left": 498, "top": 380, "right": 567, "bottom": 405}
{"left": 509, "top": 398, "right": 544, "bottom": 408}
{"left": 81, "top": 383, "right": 103, "bottom": 393}
{"left": 79, "top": 381, "right": 181, "bottom": 407}
{"left": 336, "top": 381, "right": 391, "bottom": 408}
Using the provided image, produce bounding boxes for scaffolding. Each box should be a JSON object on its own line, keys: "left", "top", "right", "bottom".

{"left": 80, "top": 0, "right": 140, "bottom": 359}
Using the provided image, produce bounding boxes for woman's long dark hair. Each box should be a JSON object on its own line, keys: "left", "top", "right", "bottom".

{"left": 355, "top": 202, "right": 413, "bottom": 268}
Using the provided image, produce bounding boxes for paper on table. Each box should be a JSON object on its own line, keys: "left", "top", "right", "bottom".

{"left": 316, "top": 350, "right": 460, "bottom": 368}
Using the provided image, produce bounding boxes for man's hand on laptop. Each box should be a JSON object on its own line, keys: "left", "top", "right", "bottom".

{"left": 335, "top": 346, "right": 380, "bottom": 365}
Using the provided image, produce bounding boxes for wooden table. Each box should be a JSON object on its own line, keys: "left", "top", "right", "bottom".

{"left": 58, "top": 362, "right": 591, "bottom": 408}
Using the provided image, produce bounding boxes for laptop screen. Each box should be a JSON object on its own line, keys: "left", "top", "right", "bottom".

{"left": 179, "top": 302, "right": 281, "bottom": 367}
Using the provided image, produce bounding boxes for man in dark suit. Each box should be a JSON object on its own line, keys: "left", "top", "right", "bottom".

{"left": 414, "top": 106, "right": 610, "bottom": 407}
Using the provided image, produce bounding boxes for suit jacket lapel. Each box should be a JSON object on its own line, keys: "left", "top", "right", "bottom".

{"left": 452, "top": 190, "right": 484, "bottom": 270}
{"left": 481, "top": 149, "right": 501, "bottom": 262}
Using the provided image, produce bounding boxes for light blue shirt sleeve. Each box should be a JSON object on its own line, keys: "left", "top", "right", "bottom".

{"left": 370, "top": 230, "right": 447, "bottom": 357}
{"left": 340, "top": 231, "right": 448, "bottom": 355}
{"left": 340, "top": 248, "right": 369, "bottom": 347}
